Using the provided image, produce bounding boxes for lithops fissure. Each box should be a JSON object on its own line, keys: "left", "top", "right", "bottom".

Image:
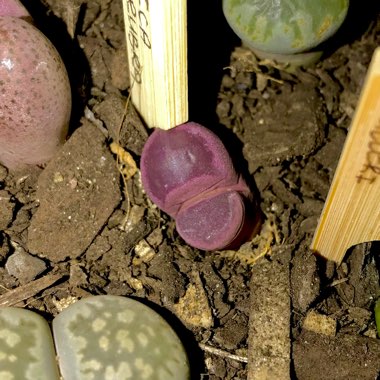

{"left": 0, "top": 296, "right": 191, "bottom": 379}
{"left": 0, "top": 2, "right": 71, "bottom": 169}
{"left": 141, "top": 122, "right": 258, "bottom": 250}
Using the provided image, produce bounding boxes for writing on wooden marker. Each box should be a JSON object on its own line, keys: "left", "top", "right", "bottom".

{"left": 311, "top": 48, "right": 380, "bottom": 263}
{"left": 124, "top": 0, "right": 151, "bottom": 84}
{"left": 356, "top": 119, "right": 380, "bottom": 184}
{"left": 122, "top": 0, "right": 188, "bottom": 130}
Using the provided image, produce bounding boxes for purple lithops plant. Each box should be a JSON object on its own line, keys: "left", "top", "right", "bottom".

{"left": 141, "top": 122, "right": 258, "bottom": 250}
{"left": 0, "top": 0, "right": 71, "bottom": 169}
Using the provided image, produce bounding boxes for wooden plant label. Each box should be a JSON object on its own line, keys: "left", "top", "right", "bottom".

{"left": 311, "top": 47, "right": 380, "bottom": 263}
{"left": 122, "top": 0, "right": 188, "bottom": 130}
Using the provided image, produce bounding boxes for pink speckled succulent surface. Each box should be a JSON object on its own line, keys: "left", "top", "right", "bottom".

{"left": 0, "top": 0, "right": 28, "bottom": 18}
{"left": 0, "top": 0, "right": 71, "bottom": 169}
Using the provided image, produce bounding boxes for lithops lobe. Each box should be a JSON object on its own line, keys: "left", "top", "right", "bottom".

{"left": 0, "top": 16, "right": 71, "bottom": 169}
{"left": 53, "top": 295, "right": 190, "bottom": 380}
{"left": 0, "top": 307, "right": 60, "bottom": 379}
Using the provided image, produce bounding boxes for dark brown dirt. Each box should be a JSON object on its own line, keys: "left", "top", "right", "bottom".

{"left": 0, "top": 1, "right": 379, "bottom": 379}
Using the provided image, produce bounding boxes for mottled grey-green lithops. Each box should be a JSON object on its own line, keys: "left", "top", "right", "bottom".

{"left": 223, "top": 0, "right": 349, "bottom": 55}
{"left": 52, "top": 295, "right": 190, "bottom": 380}
{"left": 0, "top": 307, "right": 60, "bottom": 380}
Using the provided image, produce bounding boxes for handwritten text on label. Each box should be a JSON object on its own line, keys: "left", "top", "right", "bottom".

{"left": 356, "top": 119, "right": 380, "bottom": 184}
{"left": 125, "top": 0, "right": 151, "bottom": 84}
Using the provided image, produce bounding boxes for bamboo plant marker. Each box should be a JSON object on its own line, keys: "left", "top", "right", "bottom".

{"left": 311, "top": 47, "right": 380, "bottom": 264}
{"left": 122, "top": 0, "right": 188, "bottom": 130}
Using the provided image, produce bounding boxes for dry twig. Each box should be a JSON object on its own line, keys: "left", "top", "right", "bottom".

{"left": 0, "top": 272, "right": 65, "bottom": 307}
{"left": 199, "top": 343, "right": 248, "bottom": 364}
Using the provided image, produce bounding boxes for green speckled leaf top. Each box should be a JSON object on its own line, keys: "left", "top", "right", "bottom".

{"left": 53, "top": 295, "right": 190, "bottom": 380}
{"left": 0, "top": 307, "right": 60, "bottom": 380}
{"left": 223, "top": 0, "right": 349, "bottom": 54}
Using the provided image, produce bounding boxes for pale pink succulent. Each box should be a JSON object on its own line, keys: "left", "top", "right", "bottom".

{"left": 0, "top": 0, "right": 71, "bottom": 169}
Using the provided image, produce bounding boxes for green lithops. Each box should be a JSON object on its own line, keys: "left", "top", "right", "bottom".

{"left": 223, "top": 0, "right": 349, "bottom": 55}
{"left": 52, "top": 295, "right": 190, "bottom": 380}
{"left": 0, "top": 296, "right": 190, "bottom": 380}
{"left": 0, "top": 307, "right": 60, "bottom": 380}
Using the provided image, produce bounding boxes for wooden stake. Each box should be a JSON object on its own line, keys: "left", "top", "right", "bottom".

{"left": 311, "top": 47, "right": 380, "bottom": 263}
{"left": 122, "top": 0, "right": 188, "bottom": 130}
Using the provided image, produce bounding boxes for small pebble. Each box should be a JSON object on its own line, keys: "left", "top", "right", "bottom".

{"left": 303, "top": 310, "right": 337, "bottom": 336}
{"left": 5, "top": 249, "right": 47, "bottom": 283}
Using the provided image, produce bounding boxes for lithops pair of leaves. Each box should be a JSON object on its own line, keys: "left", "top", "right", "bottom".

{"left": 0, "top": 0, "right": 71, "bottom": 169}
{"left": 223, "top": 0, "right": 349, "bottom": 61}
{"left": 141, "top": 122, "right": 258, "bottom": 250}
{"left": 0, "top": 296, "right": 189, "bottom": 379}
